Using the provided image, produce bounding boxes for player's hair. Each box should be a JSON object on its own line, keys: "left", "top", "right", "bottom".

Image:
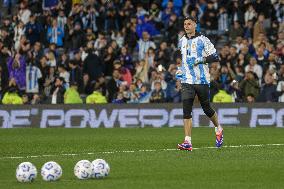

{"left": 183, "top": 16, "right": 197, "bottom": 23}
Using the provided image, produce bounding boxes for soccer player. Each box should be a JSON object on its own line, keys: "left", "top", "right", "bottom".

{"left": 176, "top": 16, "right": 223, "bottom": 151}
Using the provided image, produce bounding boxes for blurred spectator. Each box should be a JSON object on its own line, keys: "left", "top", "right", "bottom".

{"left": 106, "top": 69, "right": 122, "bottom": 103}
{"left": 239, "top": 71, "right": 260, "bottom": 100}
{"left": 2, "top": 79, "right": 22, "bottom": 104}
{"left": 50, "top": 77, "right": 65, "bottom": 104}
{"left": 156, "top": 41, "right": 171, "bottom": 70}
{"left": 137, "top": 84, "right": 150, "bottom": 103}
{"left": 17, "top": 1, "right": 31, "bottom": 25}
{"left": 165, "top": 64, "right": 181, "bottom": 102}
{"left": 136, "top": 15, "right": 160, "bottom": 38}
{"left": 25, "top": 14, "right": 41, "bottom": 45}
{"left": 151, "top": 71, "right": 167, "bottom": 91}
{"left": 134, "top": 59, "right": 149, "bottom": 83}
{"left": 86, "top": 83, "right": 107, "bottom": 104}
{"left": 253, "top": 14, "right": 266, "bottom": 43}
{"left": 137, "top": 31, "right": 156, "bottom": 61}
{"left": 31, "top": 94, "right": 41, "bottom": 104}
{"left": 229, "top": 21, "right": 243, "bottom": 42}
{"left": 218, "top": 6, "right": 229, "bottom": 35}
{"left": 213, "top": 84, "right": 233, "bottom": 103}
{"left": 64, "top": 82, "right": 83, "bottom": 104}
{"left": 246, "top": 93, "right": 255, "bottom": 103}
{"left": 228, "top": 80, "right": 243, "bottom": 102}
{"left": 217, "top": 65, "right": 233, "bottom": 91}
{"left": 83, "top": 48, "right": 104, "bottom": 84}
{"left": 125, "top": 83, "right": 139, "bottom": 103}
{"left": 162, "top": 0, "right": 183, "bottom": 17}
{"left": 257, "top": 71, "right": 278, "bottom": 102}
{"left": 276, "top": 78, "right": 284, "bottom": 102}
{"left": 119, "top": 46, "right": 133, "bottom": 71}
{"left": 245, "top": 57, "right": 263, "bottom": 81}
{"left": 68, "top": 59, "right": 83, "bottom": 92}
{"left": 103, "top": 46, "right": 116, "bottom": 77}
{"left": 58, "top": 64, "right": 70, "bottom": 88}
{"left": 150, "top": 81, "right": 165, "bottom": 103}
{"left": 244, "top": 4, "right": 257, "bottom": 25}
{"left": 43, "top": 66, "right": 56, "bottom": 97}
{"left": 112, "top": 92, "right": 125, "bottom": 104}
{"left": 7, "top": 53, "right": 26, "bottom": 91}
{"left": 69, "top": 22, "right": 85, "bottom": 49}
{"left": 43, "top": 0, "right": 59, "bottom": 10}
{"left": 114, "top": 61, "right": 132, "bottom": 86}
{"left": 26, "top": 61, "right": 42, "bottom": 94}
{"left": 201, "top": 1, "right": 218, "bottom": 36}
{"left": 14, "top": 21, "right": 25, "bottom": 50}
{"left": 57, "top": 10, "right": 67, "bottom": 33}
{"left": 47, "top": 19, "right": 64, "bottom": 47}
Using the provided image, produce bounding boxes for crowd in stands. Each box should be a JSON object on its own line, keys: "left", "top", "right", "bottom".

{"left": 0, "top": 0, "right": 283, "bottom": 104}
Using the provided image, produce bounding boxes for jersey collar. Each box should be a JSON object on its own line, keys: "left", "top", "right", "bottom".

{"left": 184, "top": 32, "right": 201, "bottom": 39}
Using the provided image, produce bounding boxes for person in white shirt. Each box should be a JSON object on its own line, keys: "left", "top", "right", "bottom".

{"left": 58, "top": 64, "right": 70, "bottom": 89}
{"left": 245, "top": 57, "right": 263, "bottom": 81}
{"left": 14, "top": 21, "right": 25, "bottom": 51}
{"left": 17, "top": 2, "right": 31, "bottom": 25}
{"left": 137, "top": 31, "right": 156, "bottom": 61}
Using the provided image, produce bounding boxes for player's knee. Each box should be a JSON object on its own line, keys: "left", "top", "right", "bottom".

{"left": 183, "top": 113, "right": 192, "bottom": 119}
{"left": 201, "top": 101, "right": 215, "bottom": 117}
{"left": 183, "top": 99, "right": 193, "bottom": 119}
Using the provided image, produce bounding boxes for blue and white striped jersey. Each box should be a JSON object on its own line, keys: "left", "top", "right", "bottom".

{"left": 26, "top": 65, "right": 42, "bottom": 93}
{"left": 178, "top": 34, "right": 217, "bottom": 85}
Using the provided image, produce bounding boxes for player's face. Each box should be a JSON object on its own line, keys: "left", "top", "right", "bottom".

{"left": 184, "top": 19, "right": 196, "bottom": 35}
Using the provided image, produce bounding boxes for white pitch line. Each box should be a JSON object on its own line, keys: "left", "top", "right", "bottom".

{"left": 1, "top": 143, "right": 284, "bottom": 160}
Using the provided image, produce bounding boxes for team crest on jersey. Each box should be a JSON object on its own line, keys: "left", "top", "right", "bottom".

{"left": 192, "top": 43, "right": 196, "bottom": 50}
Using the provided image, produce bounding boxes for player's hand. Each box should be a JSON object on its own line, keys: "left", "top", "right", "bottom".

{"left": 175, "top": 67, "right": 184, "bottom": 80}
{"left": 194, "top": 57, "right": 205, "bottom": 66}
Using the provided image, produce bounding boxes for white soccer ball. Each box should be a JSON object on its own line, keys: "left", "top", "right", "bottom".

{"left": 91, "top": 159, "right": 110, "bottom": 179}
{"left": 16, "top": 162, "right": 37, "bottom": 182}
{"left": 41, "top": 161, "right": 62, "bottom": 181}
{"left": 74, "top": 160, "right": 93, "bottom": 179}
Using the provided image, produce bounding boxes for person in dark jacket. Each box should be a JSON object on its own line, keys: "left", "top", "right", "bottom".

{"left": 69, "top": 22, "right": 85, "bottom": 50}
{"left": 257, "top": 72, "right": 278, "bottom": 102}
{"left": 25, "top": 14, "right": 41, "bottom": 45}
{"left": 68, "top": 60, "right": 83, "bottom": 93}
{"left": 50, "top": 77, "right": 65, "bottom": 104}
{"left": 83, "top": 49, "right": 104, "bottom": 83}
{"left": 106, "top": 69, "right": 122, "bottom": 102}
{"left": 150, "top": 81, "right": 165, "bottom": 103}
{"left": 239, "top": 71, "right": 260, "bottom": 100}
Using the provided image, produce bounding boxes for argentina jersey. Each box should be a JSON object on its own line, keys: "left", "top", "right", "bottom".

{"left": 178, "top": 34, "right": 217, "bottom": 85}
{"left": 26, "top": 65, "right": 42, "bottom": 93}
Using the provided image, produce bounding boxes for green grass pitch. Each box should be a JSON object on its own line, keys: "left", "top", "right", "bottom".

{"left": 0, "top": 127, "right": 284, "bottom": 189}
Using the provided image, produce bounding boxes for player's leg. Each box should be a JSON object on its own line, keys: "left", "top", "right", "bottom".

{"left": 177, "top": 83, "right": 195, "bottom": 151}
{"left": 194, "top": 84, "right": 224, "bottom": 147}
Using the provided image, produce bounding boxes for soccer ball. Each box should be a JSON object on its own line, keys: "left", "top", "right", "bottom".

{"left": 74, "top": 160, "right": 93, "bottom": 179}
{"left": 16, "top": 162, "right": 37, "bottom": 182}
{"left": 91, "top": 159, "right": 110, "bottom": 179}
{"left": 41, "top": 161, "right": 62, "bottom": 181}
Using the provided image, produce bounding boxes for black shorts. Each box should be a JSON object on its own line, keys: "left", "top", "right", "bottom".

{"left": 181, "top": 83, "right": 210, "bottom": 102}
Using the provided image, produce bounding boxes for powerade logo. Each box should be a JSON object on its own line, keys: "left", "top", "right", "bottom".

{"left": 0, "top": 107, "right": 283, "bottom": 128}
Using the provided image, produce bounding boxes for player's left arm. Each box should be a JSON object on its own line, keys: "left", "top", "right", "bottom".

{"left": 195, "top": 36, "right": 220, "bottom": 65}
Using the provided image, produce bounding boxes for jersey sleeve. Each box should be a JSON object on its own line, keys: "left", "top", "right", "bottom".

{"left": 178, "top": 39, "right": 182, "bottom": 51}
{"left": 177, "top": 37, "right": 184, "bottom": 55}
{"left": 203, "top": 36, "right": 216, "bottom": 56}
